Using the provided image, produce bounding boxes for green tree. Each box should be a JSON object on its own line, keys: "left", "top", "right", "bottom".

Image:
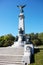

{"left": 0, "top": 34, "right": 15, "bottom": 47}
{"left": 29, "top": 33, "right": 35, "bottom": 40}
{"left": 0, "top": 36, "right": 5, "bottom": 47}
{"left": 38, "top": 33, "right": 43, "bottom": 45}
{"left": 3, "top": 34, "right": 15, "bottom": 47}
{"left": 28, "top": 33, "right": 42, "bottom": 46}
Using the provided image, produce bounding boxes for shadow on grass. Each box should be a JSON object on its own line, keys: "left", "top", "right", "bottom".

{"left": 31, "top": 48, "right": 40, "bottom": 63}
{"left": 31, "top": 54, "right": 35, "bottom": 63}
{"left": 34, "top": 48, "right": 40, "bottom": 54}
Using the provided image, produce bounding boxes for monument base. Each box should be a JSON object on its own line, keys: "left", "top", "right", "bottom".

{"left": 12, "top": 41, "right": 26, "bottom": 47}
{"left": 23, "top": 44, "right": 34, "bottom": 64}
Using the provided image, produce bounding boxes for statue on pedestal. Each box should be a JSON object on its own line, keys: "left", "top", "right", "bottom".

{"left": 17, "top": 5, "right": 26, "bottom": 13}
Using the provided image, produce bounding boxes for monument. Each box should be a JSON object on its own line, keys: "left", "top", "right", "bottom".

{"left": 12, "top": 5, "right": 26, "bottom": 47}
{"left": 12, "top": 5, "right": 34, "bottom": 65}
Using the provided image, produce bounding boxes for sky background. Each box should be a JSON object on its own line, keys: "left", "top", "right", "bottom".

{"left": 0, "top": 0, "right": 43, "bottom": 36}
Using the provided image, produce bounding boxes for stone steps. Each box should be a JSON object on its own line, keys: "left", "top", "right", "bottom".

{"left": 0, "top": 47, "right": 24, "bottom": 55}
{"left": 0, "top": 56, "right": 24, "bottom": 65}
{"left": 0, "top": 47, "right": 24, "bottom": 65}
{"left": 0, "top": 56, "right": 23, "bottom": 61}
{"left": 0, "top": 63, "right": 24, "bottom": 65}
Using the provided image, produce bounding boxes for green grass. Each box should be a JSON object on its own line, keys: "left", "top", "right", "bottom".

{"left": 29, "top": 49, "right": 43, "bottom": 65}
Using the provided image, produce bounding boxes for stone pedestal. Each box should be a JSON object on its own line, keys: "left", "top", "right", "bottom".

{"left": 12, "top": 10, "right": 25, "bottom": 47}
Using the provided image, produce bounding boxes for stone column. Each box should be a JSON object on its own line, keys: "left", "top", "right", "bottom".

{"left": 18, "top": 12, "right": 25, "bottom": 35}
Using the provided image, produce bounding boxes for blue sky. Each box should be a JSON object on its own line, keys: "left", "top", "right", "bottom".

{"left": 0, "top": 0, "right": 43, "bottom": 36}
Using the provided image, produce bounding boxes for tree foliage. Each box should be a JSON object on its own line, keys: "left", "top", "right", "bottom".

{"left": 26, "top": 32, "right": 43, "bottom": 46}
{"left": 0, "top": 32, "right": 43, "bottom": 47}
{"left": 0, "top": 34, "right": 15, "bottom": 47}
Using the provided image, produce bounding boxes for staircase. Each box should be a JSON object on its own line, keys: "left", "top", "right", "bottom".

{"left": 0, "top": 47, "right": 24, "bottom": 65}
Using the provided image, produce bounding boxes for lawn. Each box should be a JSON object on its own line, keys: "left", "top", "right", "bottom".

{"left": 29, "top": 49, "right": 43, "bottom": 65}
